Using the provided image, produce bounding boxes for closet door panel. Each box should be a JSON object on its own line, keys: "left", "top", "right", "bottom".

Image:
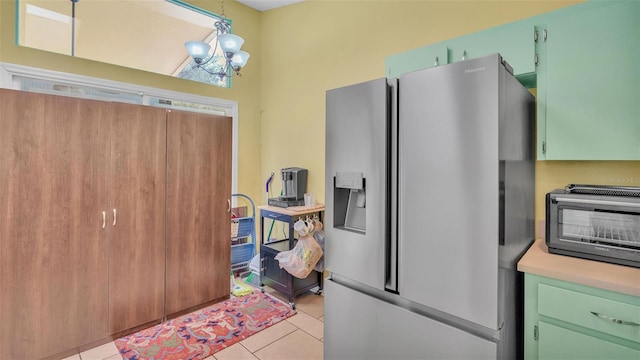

{"left": 108, "top": 103, "right": 167, "bottom": 334}
{"left": 166, "top": 109, "right": 232, "bottom": 315}
{"left": 0, "top": 89, "right": 109, "bottom": 359}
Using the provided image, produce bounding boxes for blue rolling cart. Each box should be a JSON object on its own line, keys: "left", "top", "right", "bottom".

{"left": 230, "top": 194, "right": 256, "bottom": 275}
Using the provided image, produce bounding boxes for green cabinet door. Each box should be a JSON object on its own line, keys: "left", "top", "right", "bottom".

{"left": 524, "top": 273, "right": 640, "bottom": 360}
{"left": 537, "top": 0, "right": 640, "bottom": 160}
{"left": 386, "top": 20, "right": 534, "bottom": 79}
{"left": 447, "top": 19, "right": 536, "bottom": 76}
{"left": 386, "top": 44, "right": 447, "bottom": 78}
{"left": 538, "top": 321, "right": 640, "bottom": 360}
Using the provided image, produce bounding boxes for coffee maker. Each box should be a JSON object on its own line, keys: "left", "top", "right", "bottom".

{"left": 268, "top": 167, "right": 308, "bottom": 207}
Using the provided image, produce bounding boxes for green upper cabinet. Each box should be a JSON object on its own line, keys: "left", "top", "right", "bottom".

{"left": 536, "top": 0, "right": 640, "bottom": 160}
{"left": 446, "top": 20, "right": 536, "bottom": 76}
{"left": 386, "top": 20, "right": 534, "bottom": 79}
{"left": 386, "top": 1, "right": 639, "bottom": 160}
{"left": 386, "top": 45, "right": 447, "bottom": 78}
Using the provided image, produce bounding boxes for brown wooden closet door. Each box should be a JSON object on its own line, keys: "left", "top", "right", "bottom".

{"left": 0, "top": 89, "right": 110, "bottom": 359}
{"left": 108, "top": 103, "right": 166, "bottom": 334}
{"left": 165, "top": 109, "right": 232, "bottom": 315}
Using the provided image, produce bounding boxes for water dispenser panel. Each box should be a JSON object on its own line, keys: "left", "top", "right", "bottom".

{"left": 333, "top": 172, "right": 366, "bottom": 233}
{"left": 336, "top": 172, "right": 364, "bottom": 190}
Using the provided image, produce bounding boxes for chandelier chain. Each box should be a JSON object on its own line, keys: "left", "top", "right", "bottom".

{"left": 220, "top": 0, "right": 226, "bottom": 19}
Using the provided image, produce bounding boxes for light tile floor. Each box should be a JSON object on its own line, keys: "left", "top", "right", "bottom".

{"left": 63, "top": 287, "right": 324, "bottom": 360}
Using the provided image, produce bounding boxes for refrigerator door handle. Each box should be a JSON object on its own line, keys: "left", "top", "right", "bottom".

{"left": 386, "top": 78, "right": 399, "bottom": 293}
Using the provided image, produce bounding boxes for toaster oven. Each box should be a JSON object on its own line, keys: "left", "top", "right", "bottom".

{"left": 546, "top": 184, "right": 640, "bottom": 268}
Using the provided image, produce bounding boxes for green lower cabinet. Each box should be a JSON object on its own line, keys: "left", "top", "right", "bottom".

{"left": 524, "top": 273, "right": 640, "bottom": 360}
{"left": 538, "top": 322, "right": 640, "bottom": 360}
{"left": 536, "top": 0, "right": 640, "bottom": 160}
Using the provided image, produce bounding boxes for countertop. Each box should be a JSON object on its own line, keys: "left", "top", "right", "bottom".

{"left": 518, "top": 239, "right": 640, "bottom": 296}
{"left": 258, "top": 204, "right": 325, "bottom": 216}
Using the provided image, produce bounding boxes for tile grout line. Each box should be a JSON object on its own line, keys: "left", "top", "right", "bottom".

{"left": 238, "top": 307, "right": 322, "bottom": 356}
{"left": 242, "top": 320, "right": 298, "bottom": 354}
{"left": 238, "top": 342, "right": 258, "bottom": 359}
{"left": 284, "top": 321, "right": 324, "bottom": 342}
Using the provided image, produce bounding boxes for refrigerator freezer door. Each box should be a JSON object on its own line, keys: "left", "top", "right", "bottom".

{"left": 324, "top": 279, "right": 497, "bottom": 360}
{"left": 325, "top": 78, "right": 395, "bottom": 291}
{"left": 398, "top": 55, "right": 501, "bottom": 330}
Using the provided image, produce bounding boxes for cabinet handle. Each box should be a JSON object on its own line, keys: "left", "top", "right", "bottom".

{"left": 227, "top": 199, "right": 231, "bottom": 212}
{"left": 112, "top": 208, "right": 117, "bottom": 226}
{"left": 102, "top": 211, "right": 106, "bottom": 229}
{"left": 590, "top": 311, "right": 640, "bottom": 326}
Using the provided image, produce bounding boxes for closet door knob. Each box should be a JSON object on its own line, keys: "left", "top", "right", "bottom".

{"left": 112, "top": 209, "right": 117, "bottom": 226}
{"left": 227, "top": 199, "right": 231, "bottom": 212}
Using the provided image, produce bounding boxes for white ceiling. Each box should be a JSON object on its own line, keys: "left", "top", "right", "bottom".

{"left": 236, "top": 0, "right": 305, "bottom": 12}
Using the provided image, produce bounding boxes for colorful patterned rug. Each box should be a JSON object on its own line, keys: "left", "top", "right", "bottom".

{"left": 115, "top": 290, "right": 295, "bottom": 360}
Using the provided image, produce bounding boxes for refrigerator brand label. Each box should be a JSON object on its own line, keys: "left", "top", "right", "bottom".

{"left": 464, "top": 66, "right": 486, "bottom": 74}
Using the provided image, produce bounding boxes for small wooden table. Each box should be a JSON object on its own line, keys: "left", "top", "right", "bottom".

{"left": 258, "top": 205, "right": 325, "bottom": 308}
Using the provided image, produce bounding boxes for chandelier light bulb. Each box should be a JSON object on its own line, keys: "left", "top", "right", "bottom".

{"left": 230, "top": 50, "right": 250, "bottom": 68}
{"left": 217, "top": 33, "right": 244, "bottom": 53}
{"left": 184, "top": 41, "right": 211, "bottom": 62}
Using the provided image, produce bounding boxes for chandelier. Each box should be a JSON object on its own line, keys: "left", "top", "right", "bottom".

{"left": 184, "top": 0, "right": 250, "bottom": 80}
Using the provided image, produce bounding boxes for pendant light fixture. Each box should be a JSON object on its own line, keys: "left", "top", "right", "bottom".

{"left": 70, "top": 0, "right": 79, "bottom": 56}
{"left": 184, "top": 0, "right": 249, "bottom": 80}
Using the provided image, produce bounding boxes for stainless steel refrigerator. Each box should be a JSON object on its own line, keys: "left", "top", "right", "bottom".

{"left": 324, "top": 54, "right": 535, "bottom": 359}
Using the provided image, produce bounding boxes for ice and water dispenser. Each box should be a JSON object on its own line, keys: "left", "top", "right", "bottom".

{"left": 333, "top": 172, "right": 366, "bottom": 233}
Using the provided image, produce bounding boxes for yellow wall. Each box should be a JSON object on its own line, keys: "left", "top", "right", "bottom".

{"left": 260, "top": 0, "right": 639, "bottom": 237}
{"left": 2, "top": 0, "right": 639, "bottom": 237}
{"left": 0, "top": 0, "right": 265, "bottom": 206}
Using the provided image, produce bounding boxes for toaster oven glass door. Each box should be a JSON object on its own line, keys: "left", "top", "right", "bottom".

{"left": 560, "top": 207, "right": 640, "bottom": 249}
